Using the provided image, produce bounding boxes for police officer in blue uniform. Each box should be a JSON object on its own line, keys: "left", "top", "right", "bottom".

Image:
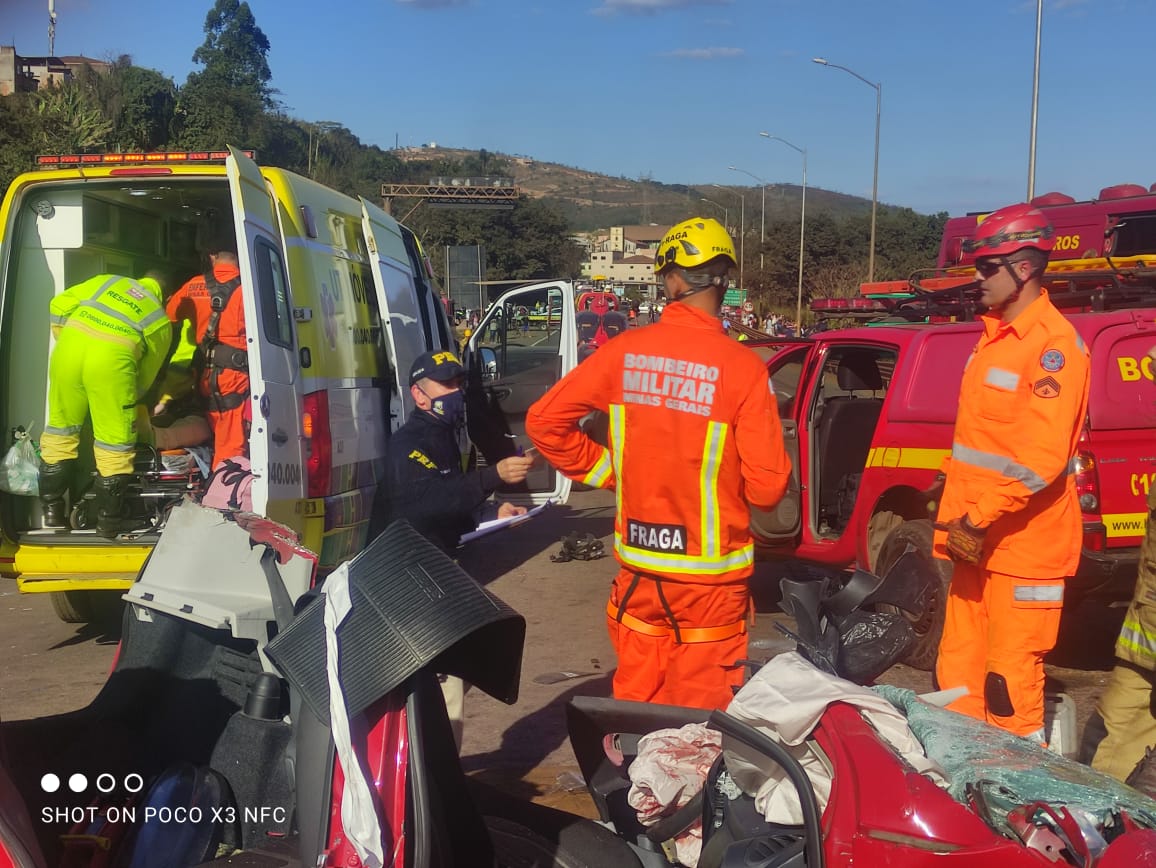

{"left": 370, "top": 350, "right": 534, "bottom": 551}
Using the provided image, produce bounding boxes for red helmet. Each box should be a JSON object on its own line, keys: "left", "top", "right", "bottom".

{"left": 963, "top": 203, "right": 1055, "bottom": 257}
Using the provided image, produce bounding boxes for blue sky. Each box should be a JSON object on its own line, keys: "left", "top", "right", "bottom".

{"left": 3, "top": 0, "right": 1151, "bottom": 216}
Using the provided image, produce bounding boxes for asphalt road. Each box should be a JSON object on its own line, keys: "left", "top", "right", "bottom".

{"left": 0, "top": 488, "right": 1126, "bottom": 816}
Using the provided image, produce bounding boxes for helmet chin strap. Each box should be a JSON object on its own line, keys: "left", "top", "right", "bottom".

{"left": 671, "top": 274, "right": 726, "bottom": 303}
{"left": 985, "top": 255, "right": 1027, "bottom": 311}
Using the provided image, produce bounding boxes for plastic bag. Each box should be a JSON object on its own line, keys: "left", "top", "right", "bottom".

{"left": 0, "top": 427, "right": 40, "bottom": 496}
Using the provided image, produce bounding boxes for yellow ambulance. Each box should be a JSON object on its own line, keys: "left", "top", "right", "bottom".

{"left": 0, "top": 147, "right": 571, "bottom": 622}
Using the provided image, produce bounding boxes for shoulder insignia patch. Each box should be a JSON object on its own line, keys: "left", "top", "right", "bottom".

{"left": 1040, "top": 349, "right": 1065, "bottom": 372}
{"left": 1033, "top": 376, "right": 1061, "bottom": 398}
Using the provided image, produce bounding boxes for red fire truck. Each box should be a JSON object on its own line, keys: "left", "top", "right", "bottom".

{"left": 937, "top": 183, "right": 1156, "bottom": 271}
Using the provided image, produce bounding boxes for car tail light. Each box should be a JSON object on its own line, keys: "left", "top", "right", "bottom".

{"left": 1073, "top": 449, "right": 1100, "bottom": 514}
{"left": 1083, "top": 524, "right": 1107, "bottom": 552}
{"left": 303, "top": 391, "right": 331, "bottom": 499}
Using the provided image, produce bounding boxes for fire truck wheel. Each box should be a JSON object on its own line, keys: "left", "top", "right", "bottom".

{"left": 873, "top": 519, "right": 953, "bottom": 671}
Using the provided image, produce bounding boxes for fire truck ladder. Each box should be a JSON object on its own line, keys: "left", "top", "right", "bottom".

{"left": 814, "top": 256, "right": 1156, "bottom": 324}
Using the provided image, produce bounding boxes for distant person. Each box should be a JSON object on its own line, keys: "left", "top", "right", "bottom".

{"left": 39, "top": 272, "right": 172, "bottom": 538}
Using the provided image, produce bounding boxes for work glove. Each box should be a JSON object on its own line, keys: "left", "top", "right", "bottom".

{"left": 922, "top": 472, "right": 947, "bottom": 518}
{"left": 944, "top": 516, "right": 986, "bottom": 565}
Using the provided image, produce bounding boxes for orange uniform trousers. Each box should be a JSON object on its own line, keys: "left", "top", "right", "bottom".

{"left": 606, "top": 568, "right": 749, "bottom": 710}
{"left": 203, "top": 368, "right": 249, "bottom": 471}
{"left": 936, "top": 563, "right": 1064, "bottom": 737}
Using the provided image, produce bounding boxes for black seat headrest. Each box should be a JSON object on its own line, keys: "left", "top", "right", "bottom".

{"left": 836, "top": 352, "right": 883, "bottom": 392}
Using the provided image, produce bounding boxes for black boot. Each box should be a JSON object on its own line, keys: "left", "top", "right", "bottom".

{"left": 38, "top": 459, "right": 75, "bottom": 528}
{"left": 94, "top": 474, "right": 133, "bottom": 539}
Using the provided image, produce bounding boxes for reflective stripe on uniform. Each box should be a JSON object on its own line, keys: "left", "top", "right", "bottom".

{"left": 609, "top": 404, "right": 626, "bottom": 515}
{"left": 94, "top": 439, "right": 136, "bottom": 452}
{"left": 582, "top": 447, "right": 614, "bottom": 489}
{"left": 1117, "top": 617, "right": 1156, "bottom": 664}
{"left": 1013, "top": 582, "right": 1064, "bottom": 602}
{"left": 44, "top": 424, "right": 83, "bottom": 436}
{"left": 606, "top": 599, "right": 747, "bottom": 643}
{"left": 700, "top": 420, "right": 726, "bottom": 559}
{"left": 60, "top": 319, "right": 140, "bottom": 350}
{"left": 984, "top": 367, "right": 1020, "bottom": 390}
{"left": 80, "top": 299, "right": 147, "bottom": 334}
{"left": 613, "top": 538, "right": 754, "bottom": 574}
{"left": 611, "top": 403, "right": 753, "bottom": 574}
{"left": 952, "top": 442, "right": 1048, "bottom": 492}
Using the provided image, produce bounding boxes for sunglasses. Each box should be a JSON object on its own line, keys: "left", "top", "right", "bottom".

{"left": 974, "top": 259, "right": 1005, "bottom": 278}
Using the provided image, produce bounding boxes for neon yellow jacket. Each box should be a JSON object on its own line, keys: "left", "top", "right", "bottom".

{"left": 50, "top": 274, "right": 173, "bottom": 398}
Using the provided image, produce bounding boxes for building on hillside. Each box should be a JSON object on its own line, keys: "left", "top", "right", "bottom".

{"left": 1, "top": 46, "right": 112, "bottom": 95}
{"left": 580, "top": 224, "right": 669, "bottom": 297}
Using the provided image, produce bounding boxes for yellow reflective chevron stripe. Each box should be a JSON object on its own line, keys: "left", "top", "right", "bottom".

{"left": 1118, "top": 617, "right": 1156, "bottom": 665}
{"left": 614, "top": 535, "right": 755, "bottom": 574}
{"left": 612, "top": 407, "right": 753, "bottom": 574}
{"left": 609, "top": 404, "right": 626, "bottom": 518}
{"left": 865, "top": 447, "right": 951, "bottom": 470}
{"left": 582, "top": 447, "right": 614, "bottom": 489}
{"left": 700, "top": 420, "right": 726, "bottom": 559}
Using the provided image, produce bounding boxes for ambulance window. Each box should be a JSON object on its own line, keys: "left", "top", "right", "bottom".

{"left": 401, "top": 227, "right": 444, "bottom": 350}
{"left": 253, "top": 238, "right": 293, "bottom": 349}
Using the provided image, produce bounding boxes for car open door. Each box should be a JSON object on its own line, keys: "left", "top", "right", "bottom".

{"left": 462, "top": 280, "right": 576, "bottom": 505}
{"left": 226, "top": 147, "right": 306, "bottom": 519}
{"left": 360, "top": 198, "right": 427, "bottom": 430}
{"left": 750, "top": 344, "right": 808, "bottom": 544}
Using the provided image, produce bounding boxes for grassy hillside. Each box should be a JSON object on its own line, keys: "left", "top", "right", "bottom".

{"left": 396, "top": 146, "right": 874, "bottom": 232}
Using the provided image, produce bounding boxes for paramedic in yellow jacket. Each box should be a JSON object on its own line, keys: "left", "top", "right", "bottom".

{"left": 38, "top": 273, "right": 172, "bottom": 539}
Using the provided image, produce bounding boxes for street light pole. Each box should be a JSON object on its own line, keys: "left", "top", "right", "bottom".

{"left": 712, "top": 185, "right": 745, "bottom": 290}
{"left": 1027, "top": 0, "right": 1043, "bottom": 200}
{"left": 700, "top": 197, "right": 728, "bottom": 232}
{"left": 729, "top": 166, "right": 766, "bottom": 271}
{"left": 761, "top": 133, "right": 807, "bottom": 327}
{"left": 813, "top": 57, "right": 881, "bottom": 282}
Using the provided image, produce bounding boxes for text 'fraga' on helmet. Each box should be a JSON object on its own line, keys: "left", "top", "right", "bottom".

{"left": 962, "top": 203, "right": 1056, "bottom": 257}
{"left": 654, "top": 217, "right": 738, "bottom": 275}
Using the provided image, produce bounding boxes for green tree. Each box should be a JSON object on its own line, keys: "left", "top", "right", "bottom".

{"left": 0, "top": 94, "right": 42, "bottom": 195}
{"left": 32, "top": 81, "right": 113, "bottom": 153}
{"left": 78, "top": 57, "right": 176, "bottom": 151}
{"left": 175, "top": 0, "right": 274, "bottom": 150}
{"left": 191, "top": 0, "right": 272, "bottom": 104}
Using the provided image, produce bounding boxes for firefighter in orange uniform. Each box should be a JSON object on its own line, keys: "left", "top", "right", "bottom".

{"left": 160, "top": 234, "right": 249, "bottom": 471}
{"left": 933, "top": 203, "right": 1090, "bottom": 742}
{"left": 526, "top": 218, "right": 792, "bottom": 709}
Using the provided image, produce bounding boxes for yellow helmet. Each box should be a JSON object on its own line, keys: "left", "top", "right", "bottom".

{"left": 654, "top": 217, "right": 737, "bottom": 275}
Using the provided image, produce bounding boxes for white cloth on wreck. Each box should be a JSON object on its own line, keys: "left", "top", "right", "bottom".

{"left": 627, "top": 723, "right": 722, "bottom": 867}
{"left": 723, "top": 651, "right": 948, "bottom": 825}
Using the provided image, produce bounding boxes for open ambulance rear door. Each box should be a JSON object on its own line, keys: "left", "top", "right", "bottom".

{"left": 226, "top": 147, "right": 307, "bottom": 519}
{"left": 360, "top": 198, "right": 428, "bottom": 430}
{"left": 463, "top": 280, "right": 576, "bottom": 505}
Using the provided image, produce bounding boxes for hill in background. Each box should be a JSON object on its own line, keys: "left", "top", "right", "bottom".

{"left": 396, "top": 146, "right": 875, "bottom": 232}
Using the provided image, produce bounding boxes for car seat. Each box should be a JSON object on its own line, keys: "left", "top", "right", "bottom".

{"left": 815, "top": 352, "right": 884, "bottom": 533}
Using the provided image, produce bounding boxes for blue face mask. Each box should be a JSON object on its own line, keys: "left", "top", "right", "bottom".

{"left": 424, "top": 387, "right": 465, "bottom": 427}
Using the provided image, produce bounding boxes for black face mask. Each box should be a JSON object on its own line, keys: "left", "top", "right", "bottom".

{"left": 421, "top": 387, "right": 465, "bottom": 427}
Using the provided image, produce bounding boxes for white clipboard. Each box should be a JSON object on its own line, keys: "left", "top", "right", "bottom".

{"left": 459, "top": 499, "right": 554, "bottom": 544}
